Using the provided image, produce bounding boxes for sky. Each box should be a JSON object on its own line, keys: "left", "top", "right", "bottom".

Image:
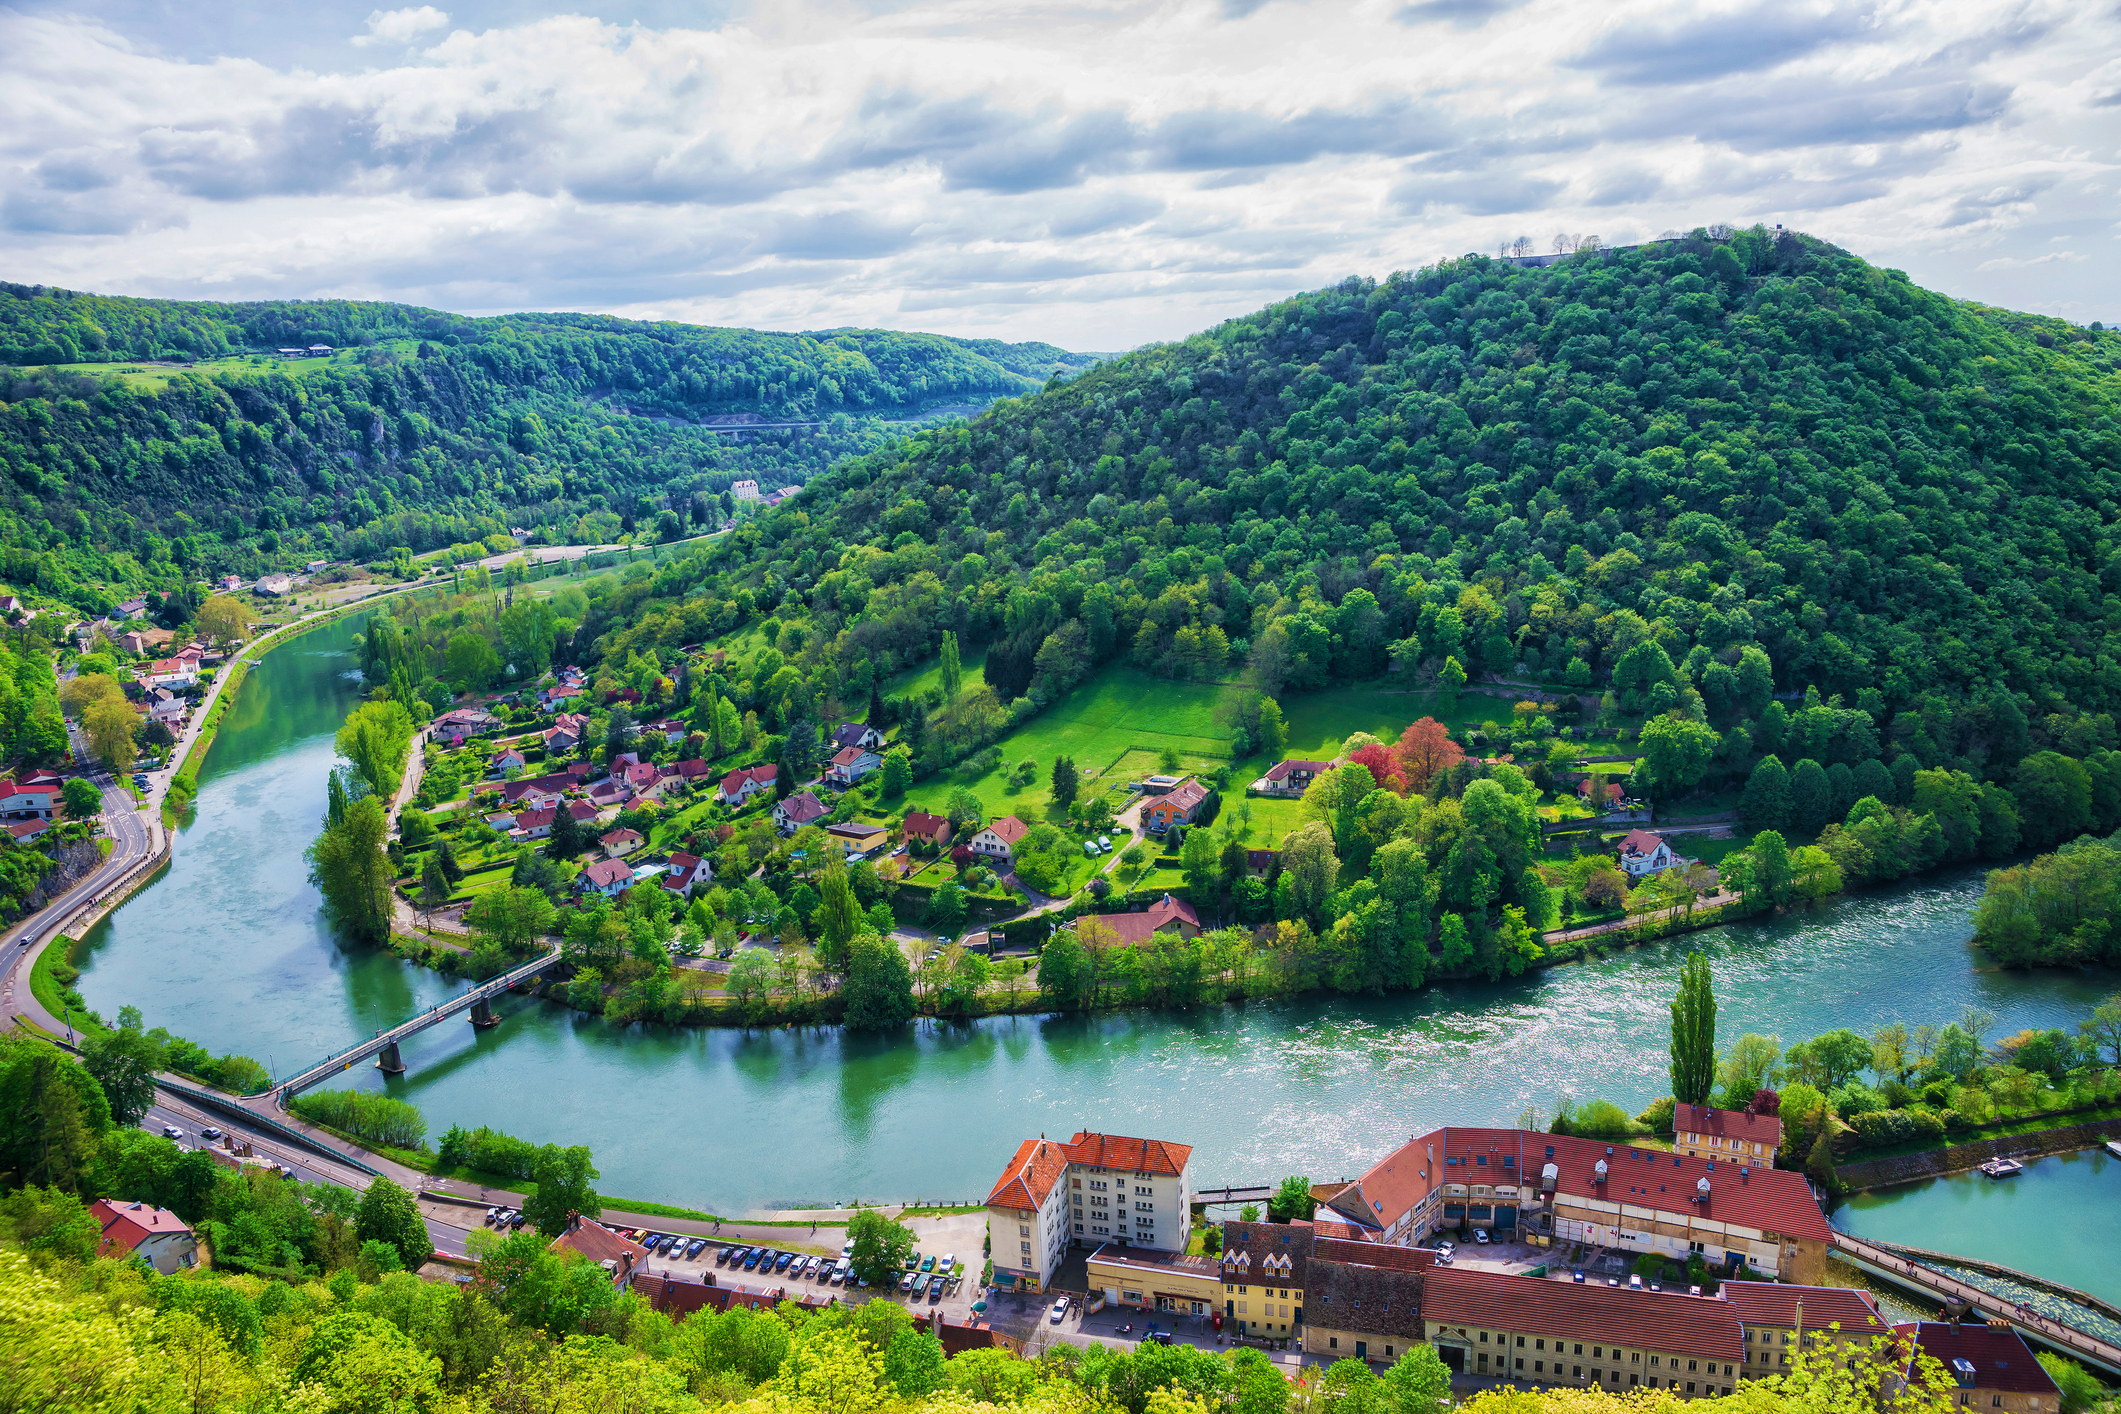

{"left": 3, "top": 0, "right": 2118, "bottom": 351}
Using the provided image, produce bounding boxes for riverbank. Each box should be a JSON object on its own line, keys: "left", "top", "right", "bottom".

{"left": 1836, "top": 1110, "right": 2121, "bottom": 1189}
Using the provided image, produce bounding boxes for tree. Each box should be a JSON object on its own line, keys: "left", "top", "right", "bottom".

{"left": 1037, "top": 925, "right": 1088, "bottom": 1008}
{"left": 308, "top": 796, "right": 393, "bottom": 943}
{"left": 1258, "top": 698, "right": 1287, "bottom": 759}
{"left": 1269, "top": 1175, "right": 1314, "bottom": 1221}
{"left": 545, "top": 806, "right": 584, "bottom": 861}
{"left": 1714, "top": 1034, "right": 1782, "bottom": 1109}
{"left": 842, "top": 933, "right": 915, "bottom": 1031}
{"left": 1741, "top": 755, "right": 1791, "bottom": 832}
{"left": 194, "top": 595, "right": 256, "bottom": 649}
{"left": 466, "top": 886, "right": 557, "bottom": 954}
{"left": 2036, "top": 1353, "right": 2107, "bottom": 1414}
{"left": 1393, "top": 717, "right": 1463, "bottom": 793}
{"left": 1638, "top": 714, "right": 1717, "bottom": 796}
{"left": 939, "top": 631, "right": 963, "bottom": 698}
{"left": 1744, "top": 829, "right": 1792, "bottom": 905}
{"left": 726, "top": 948, "right": 776, "bottom": 1017}
{"left": 80, "top": 1021, "right": 158, "bottom": 1127}
{"left": 83, "top": 693, "right": 139, "bottom": 772}
{"left": 924, "top": 879, "right": 967, "bottom": 937}
{"left": 1669, "top": 952, "right": 1716, "bottom": 1105}
{"left": 337, "top": 700, "right": 416, "bottom": 799}
{"left": 60, "top": 778, "right": 100, "bottom": 819}
{"left": 1784, "top": 1028, "right": 1873, "bottom": 1090}
{"left": 355, "top": 1177, "right": 432, "bottom": 1272}
{"left": 1181, "top": 827, "right": 1219, "bottom": 898}
{"left": 1050, "top": 755, "right": 1079, "bottom": 808}
{"left": 444, "top": 631, "right": 502, "bottom": 691}
{"left": 1280, "top": 823, "right": 1340, "bottom": 923}
{"left": 1380, "top": 1344, "right": 1452, "bottom": 1414}
{"left": 417, "top": 854, "right": 452, "bottom": 916}
{"left": 847, "top": 1207, "right": 917, "bottom": 1286}
{"left": 879, "top": 747, "right": 911, "bottom": 799}
{"left": 522, "top": 1144, "right": 600, "bottom": 1236}
{"left": 1788, "top": 758, "right": 1832, "bottom": 834}
{"left": 816, "top": 857, "right": 862, "bottom": 962}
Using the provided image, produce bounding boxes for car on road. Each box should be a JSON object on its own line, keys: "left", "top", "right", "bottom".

{"left": 830, "top": 1263, "right": 847, "bottom": 1286}
{"left": 1571, "top": 1270, "right": 1586, "bottom": 1283}
{"left": 162, "top": 1125, "right": 183, "bottom": 1139}
{"left": 1049, "top": 1298, "right": 1069, "bottom": 1324}
{"left": 1472, "top": 1228, "right": 1490, "bottom": 1244}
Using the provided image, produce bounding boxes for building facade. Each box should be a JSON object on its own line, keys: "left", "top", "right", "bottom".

{"left": 1719, "top": 1281, "right": 1886, "bottom": 1372}
{"left": 985, "top": 1130, "right": 1193, "bottom": 1293}
{"left": 1894, "top": 1322, "right": 2063, "bottom": 1414}
{"left": 1673, "top": 1105, "right": 1783, "bottom": 1169}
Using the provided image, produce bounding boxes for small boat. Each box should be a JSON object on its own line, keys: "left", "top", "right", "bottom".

{"left": 2103, "top": 1140, "right": 2121, "bottom": 1160}
{"left": 1978, "top": 1158, "right": 2025, "bottom": 1178}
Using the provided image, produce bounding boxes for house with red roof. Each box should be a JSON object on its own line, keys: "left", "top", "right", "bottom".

{"left": 903, "top": 810, "right": 952, "bottom": 847}
{"left": 491, "top": 746, "right": 528, "bottom": 773}
{"left": 1251, "top": 759, "right": 1328, "bottom": 797}
{"left": 548, "top": 1216, "right": 649, "bottom": 1288}
{"left": 1618, "top": 828, "right": 1686, "bottom": 878}
{"left": 825, "top": 745, "right": 882, "bottom": 786}
{"left": 1143, "top": 778, "right": 1209, "bottom": 834}
{"left": 512, "top": 808, "right": 557, "bottom": 840}
{"left": 968, "top": 815, "right": 1028, "bottom": 863}
{"left": 0, "top": 776, "right": 57, "bottom": 820}
{"left": 502, "top": 773, "right": 572, "bottom": 809}
{"left": 577, "top": 857, "right": 635, "bottom": 898}
{"left": 622, "top": 762, "right": 662, "bottom": 799}
{"left": 7, "top": 818, "right": 53, "bottom": 843}
{"left": 600, "top": 828, "right": 644, "bottom": 857}
{"left": 1891, "top": 1322, "right": 2061, "bottom": 1414}
{"left": 718, "top": 763, "right": 778, "bottom": 806}
{"left": 1720, "top": 1281, "right": 1885, "bottom": 1372}
{"left": 773, "top": 791, "right": 828, "bottom": 834}
{"left": 1083, "top": 894, "right": 1200, "bottom": 947}
{"left": 662, "top": 852, "right": 709, "bottom": 898}
{"left": 665, "top": 758, "right": 711, "bottom": 783}
{"left": 1673, "top": 1103, "right": 1782, "bottom": 1169}
{"left": 91, "top": 1199, "right": 199, "bottom": 1273}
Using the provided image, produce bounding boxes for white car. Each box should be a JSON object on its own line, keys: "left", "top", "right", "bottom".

{"left": 1434, "top": 1239, "right": 1456, "bottom": 1257}
{"left": 1050, "top": 1298, "right": 1069, "bottom": 1324}
{"left": 161, "top": 1125, "right": 183, "bottom": 1139}
{"left": 1472, "top": 1228, "right": 1491, "bottom": 1245}
{"left": 1098, "top": 836, "right": 1112, "bottom": 850}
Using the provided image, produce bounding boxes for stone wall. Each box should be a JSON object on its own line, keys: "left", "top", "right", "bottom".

{"left": 1836, "top": 1116, "right": 2121, "bottom": 1190}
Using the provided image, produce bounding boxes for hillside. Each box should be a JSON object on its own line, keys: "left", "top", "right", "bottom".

{"left": 0, "top": 285, "right": 1097, "bottom": 613}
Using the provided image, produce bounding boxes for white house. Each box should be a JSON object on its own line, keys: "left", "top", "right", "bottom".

{"left": 986, "top": 1131, "right": 1195, "bottom": 1295}
{"left": 968, "top": 815, "right": 1028, "bottom": 863}
{"left": 577, "top": 858, "right": 634, "bottom": 898}
{"left": 825, "top": 746, "right": 882, "bottom": 787}
{"left": 831, "top": 722, "right": 886, "bottom": 753}
{"left": 717, "top": 763, "right": 778, "bottom": 806}
{"left": 773, "top": 791, "right": 829, "bottom": 835}
{"left": 92, "top": 1200, "right": 200, "bottom": 1274}
{"left": 1617, "top": 828, "right": 1687, "bottom": 879}
{"left": 731, "top": 479, "right": 761, "bottom": 501}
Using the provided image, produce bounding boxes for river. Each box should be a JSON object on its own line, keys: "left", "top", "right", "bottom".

{"left": 73, "top": 615, "right": 2121, "bottom": 1220}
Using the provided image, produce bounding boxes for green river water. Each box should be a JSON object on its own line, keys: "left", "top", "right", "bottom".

{"left": 70, "top": 616, "right": 2121, "bottom": 1297}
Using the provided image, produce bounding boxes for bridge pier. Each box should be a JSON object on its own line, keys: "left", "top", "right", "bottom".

{"left": 469, "top": 998, "right": 498, "bottom": 1029}
{"left": 375, "top": 1041, "right": 406, "bottom": 1075}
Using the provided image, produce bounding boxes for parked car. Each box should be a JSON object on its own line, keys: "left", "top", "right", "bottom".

{"left": 508, "top": 1212, "right": 526, "bottom": 1229}
{"left": 1050, "top": 1298, "right": 1069, "bottom": 1324}
{"left": 830, "top": 1264, "right": 847, "bottom": 1286}
{"left": 1098, "top": 836, "right": 1112, "bottom": 849}
{"left": 485, "top": 1207, "right": 501, "bottom": 1226}
{"left": 1572, "top": 1270, "right": 1586, "bottom": 1284}
{"left": 899, "top": 1272, "right": 916, "bottom": 1293}
{"left": 775, "top": 1252, "right": 795, "bottom": 1272}
{"left": 842, "top": 1242, "right": 856, "bottom": 1258}
{"left": 687, "top": 1238, "right": 707, "bottom": 1258}
{"left": 928, "top": 1283, "right": 944, "bottom": 1304}
{"left": 920, "top": 1254, "right": 936, "bottom": 1272}
{"left": 743, "top": 1249, "right": 764, "bottom": 1270}
{"left": 1433, "top": 1239, "right": 1456, "bottom": 1257}
{"left": 1629, "top": 1274, "right": 1643, "bottom": 1290}
{"left": 716, "top": 1247, "right": 733, "bottom": 1266}
{"left": 1472, "top": 1228, "right": 1490, "bottom": 1245}
{"left": 941, "top": 1252, "right": 956, "bottom": 1271}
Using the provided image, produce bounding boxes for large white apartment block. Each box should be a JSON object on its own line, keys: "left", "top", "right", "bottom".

{"left": 985, "top": 1130, "right": 1194, "bottom": 1294}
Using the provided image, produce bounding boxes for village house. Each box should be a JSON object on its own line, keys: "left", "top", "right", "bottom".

{"left": 1246, "top": 849, "right": 1279, "bottom": 879}
{"left": 662, "top": 852, "right": 709, "bottom": 898}
{"left": 1252, "top": 759, "right": 1328, "bottom": 797}
{"left": 548, "top": 1216, "right": 648, "bottom": 1288}
{"left": 538, "top": 683, "right": 583, "bottom": 712}
{"left": 1316, "top": 1126, "right": 1834, "bottom": 1283}
{"left": 902, "top": 810, "right": 952, "bottom": 848}
{"left": 1892, "top": 1322, "right": 2061, "bottom": 1414}
{"left": 7, "top": 818, "right": 53, "bottom": 843}
{"left": 586, "top": 777, "right": 630, "bottom": 811}
{"left": 664, "top": 758, "right": 712, "bottom": 785}
{"left": 731, "top": 479, "right": 761, "bottom": 500}
{"left": 1673, "top": 1104, "right": 1783, "bottom": 1169}
{"left": 622, "top": 762, "right": 663, "bottom": 799}
{"left": 543, "top": 722, "right": 581, "bottom": 753}
{"left": 1416, "top": 1265, "right": 1745, "bottom": 1394}
{"left": 968, "top": 815, "right": 1028, "bottom": 863}
{"left": 1143, "top": 778, "right": 1209, "bottom": 835}
{"left": 119, "top": 630, "right": 150, "bottom": 655}
{"left": 117, "top": 597, "right": 150, "bottom": 620}
{"left": 491, "top": 746, "right": 529, "bottom": 773}
{"left": 91, "top": 1199, "right": 200, "bottom": 1273}
{"left": 1719, "top": 1282, "right": 1885, "bottom": 1372}
{"left": 825, "top": 745, "right": 882, "bottom": 786}
{"left": 1579, "top": 777, "right": 1627, "bottom": 808}
{"left": 1084, "top": 893, "right": 1201, "bottom": 947}
{"left": 987, "top": 1130, "right": 1193, "bottom": 1294}
{"left": 512, "top": 808, "right": 557, "bottom": 840}
{"left": 718, "top": 763, "right": 778, "bottom": 806}
{"left": 577, "top": 858, "right": 635, "bottom": 898}
{"left": 142, "top": 657, "right": 197, "bottom": 688}
{"left": 1296, "top": 1238, "right": 1436, "bottom": 1362}
{"left": 646, "top": 717, "right": 686, "bottom": 743}
{"left": 600, "top": 828, "right": 644, "bottom": 857}
{"left": 0, "top": 774, "right": 57, "bottom": 820}
{"left": 1618, "top": 829, "right": 1687, "bottom": 879}
{"left": 825, "top": 821, "right": 888, "bottom": 857}
{"left": 1218, "top": 1219, "right": 1322, "bottom": 1338}
{"left": 502, "top": 774, "right": 572, "bottom": 810}
{"left": 774, "top": 791, "right": 828, "bottom": 834}
{"left": 145, "top": 688, "right": 187, "bottom": 723}
{"left": 254, "top": 573, "right": 293, "bottom": 597}
{"left": 832, "top": 722, "right": 886, "bottom": 753}
{"left": 1090, "top": 1245, "right": 1224, "bottom": 1321}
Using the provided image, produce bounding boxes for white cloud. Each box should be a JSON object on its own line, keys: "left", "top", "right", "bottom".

{"left": 2, "top": 0, "right": 2118, "bottom": 346}
{"left": 1976, "top": 249, "right": 2088, "bottom": 269}
{"left": 351, "top": 6, "right": 449, "bottom": 48}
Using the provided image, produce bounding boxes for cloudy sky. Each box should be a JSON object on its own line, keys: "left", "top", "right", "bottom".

{"left": 4, "top": 0, "right": 2117, "bottom": 349}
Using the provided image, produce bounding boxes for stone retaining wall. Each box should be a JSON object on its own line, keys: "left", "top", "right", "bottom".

{"left": 1837, "top": 1115, "right": 2121, "bottom": 1190}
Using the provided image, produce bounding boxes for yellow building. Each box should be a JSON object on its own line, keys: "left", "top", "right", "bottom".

{"left": 1088, "top": 1245, "right": 1223, "bottom": 1317}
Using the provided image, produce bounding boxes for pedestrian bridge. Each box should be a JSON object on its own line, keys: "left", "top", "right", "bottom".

{"left": 1191, "top": 1185, "right": 1275, "bottom": 1216}
{"left": 275, "top": 948, "right": 565, "bottom": 1099}
{"left": 1829, "top": 1231, "right": 2121, "bottom": 1377}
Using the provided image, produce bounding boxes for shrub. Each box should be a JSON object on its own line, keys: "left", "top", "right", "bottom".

{"left": 290, "top": 1089, "right": 429, "bottom": 1150}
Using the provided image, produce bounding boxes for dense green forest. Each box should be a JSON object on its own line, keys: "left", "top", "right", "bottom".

{"left": 0, "top": 284, "right": 1096, "bottom": 614}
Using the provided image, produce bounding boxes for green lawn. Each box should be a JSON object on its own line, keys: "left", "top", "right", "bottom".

{"left": 901, "top": 664, "right": 1244, "bottom": 823}
{"left": 448, "top": 865, "right": 518, "bottom": 902}
{"left": 888, "top": 643, "right": 991, "bottom": 701}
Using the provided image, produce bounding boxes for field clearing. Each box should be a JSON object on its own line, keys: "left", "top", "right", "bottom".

{"left": 23, "top": 343, "right": 422, "bottom": 392}
{"left": 888, "top": 644, "right": 990, "bottom": 701}
{"left": 447, "top": 865, "right": 518, "bottom": 902}
{"left": 901, "top": 664, "right": 1243, "bottom": 822}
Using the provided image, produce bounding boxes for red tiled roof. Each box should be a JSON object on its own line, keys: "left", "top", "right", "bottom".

{"left": 1678, "top": 1104, "right": 1784, "bottom": 1149}
{"left": 1152, "top": 778, "right": 1208, "bottom": 814}
{"left": 1061, "top": 1130, "right": 1193, "bottom": 1176}
{"left": 1620, "top": 828, "right": 1667, "bottom": 855}
{"left": 983, "top": 815, "right": 1028, "bottom": 845}
{"left": 581, "top": 858, "right": 633, "bottom": 888}
{"left": 601, "top": 829, "right": 643, "bottom": 847}
{"left": 1423, "top": 1267, "right": 1744, "bottom": 1361}
{"left": 567, "top": 801, "right": 598, "bottom": 821}
{"left": 670, "top": 758, "right": 710, "bottom": 778}
{"left": 830, "top": 746, "right": 867, "bottom": 766}
{"left": 1264, "top": 760, "right": 1328, "bottom": 782}
{"left": 1317, "top": 1237, "right": 1435, "bottom": 1272}
{"left": 986, "top": 1138, "right": 1069, "bottom": 1212}
{"left": 1086, "top": 894, "right": 1199, "bottom": 946}
{"left": 720, "top": 764, "right": 777, "bottom": 794}
{"left": 1892, "top": 1323, "right": 2060, "bottom": 1394}
{"left": 548, "top": 1218, "right": 648, "bottom": 1273}
{"left": 903, "top": 810, "right": 950, "bottom": 840}
{"left": 1720, "top": 1281, "right": 1883, "bottom": 1333}
{"left": 515, "top": 808, "right": 556, "bottom": 829}
{"left": 777, "top": 792, "right": 828, "bottom": 825}
{"left": 91, "top": 1199, "right": 189, "bottom": 1256}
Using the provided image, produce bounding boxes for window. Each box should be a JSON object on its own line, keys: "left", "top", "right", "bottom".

{"left": 1480, "top": 1333, "right": 1489, "bottom": 1344}
{"left": 1573, "top": 1366, "right": 1582, "bottom": 1379}
{"left": 1020, "top": 1225, "right": 1030, "bottom": 1236}
{"left": 1575, "top": 1345, "right": 1584, "bottom": 1356}
{"left": 1515, "top": 1360, "right": 1524, "bottom": 1370}
{"left": 1517, "top": 1337, "right": 1526, "bottom": 1347}
{"left": 1074, "top": 1223, "right": 1083, "bottom": 1232}
{"left": 1535, "top": 1363, "right": 1544, "bottom": 1374}
{"left": 1537, "top": 1341, "right": 1546, "bottom": 1351}
{"left": 1330, "top": 1339, "right": 1339, "bottom": 1349}
{"left": 1021, "top": 1242, "right": 1031, "bottom": 1253}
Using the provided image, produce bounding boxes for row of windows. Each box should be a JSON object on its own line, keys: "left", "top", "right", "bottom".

{"left": 1483, "top": 1356, "right": 1732, "bottom": 1397}
{"left": 1457, "top": 1330, "right": 1731, "bottom": 1375}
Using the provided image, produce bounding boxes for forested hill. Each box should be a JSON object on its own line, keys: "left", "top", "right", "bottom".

{"left": 0, "top": 286, "right": 1097, "bottom": 613}
{"left": 661, "top": 226, "right": 2121, "bottom": 721}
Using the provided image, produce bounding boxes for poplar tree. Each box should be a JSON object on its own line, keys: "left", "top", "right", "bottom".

{"left": 1669, "top": 951, "right": 1717, "bottom": 1106}
{"left": 939, "top": 631, "right": 962, "bottom": 698}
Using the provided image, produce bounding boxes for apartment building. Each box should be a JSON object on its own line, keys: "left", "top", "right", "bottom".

{"left": 1421, "top": 1267, "right": 1746, "bottom": 1396}
{"left": 985, "top": 1131, "right": 1193, "bottom": 1294}
{"left": 1720, "top": 1281, "right": 1887, "bottom": 1372}
{"left": 1320, "top": 1127, "right": 1832, "bottom": 1283}
{"left": 1673, "top": 1105, "right": 1783, "bottom": 1169}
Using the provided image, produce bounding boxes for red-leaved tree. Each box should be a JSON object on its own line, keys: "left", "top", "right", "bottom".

{"left": 1394, "top": 717, "right": 1464, "bottom": 793}
{"left": 1348, "top": 743, "right": 1406, "bottom": 794}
